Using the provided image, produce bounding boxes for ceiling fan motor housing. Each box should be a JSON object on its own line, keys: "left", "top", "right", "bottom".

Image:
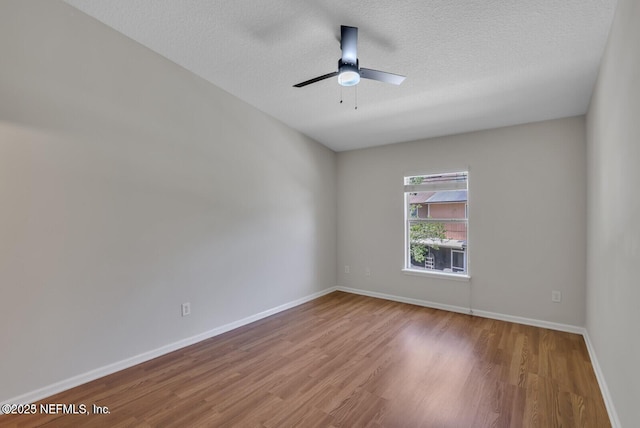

{"left": 338, "top": 59, "right": 360, "bottom": 86}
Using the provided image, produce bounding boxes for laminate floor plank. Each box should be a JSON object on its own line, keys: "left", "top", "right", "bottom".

{"left": 0, "top": 291, "right": 610, "bottom": 427}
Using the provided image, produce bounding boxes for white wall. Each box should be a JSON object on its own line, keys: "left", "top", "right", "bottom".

{"left": 586, "top": 0, "right": 640, "bottom": 424}
{"left": 0, "top": 0, "right": 336, "bottom": 402}
{"left": 337, "top": 117, "right": 586, "bottom": 326}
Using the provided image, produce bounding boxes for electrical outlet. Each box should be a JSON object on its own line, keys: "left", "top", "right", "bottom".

{"left": 181, "top": 302, "right": 191, "bottom": 317}
{"left": 365, "top": 267, "right": 371, "bottom": 276}
{"left": 551, "top": 291, "right": 562, "bottom": 303}
{"left": 344, "top": 265, "right": 350, "bottom": 274}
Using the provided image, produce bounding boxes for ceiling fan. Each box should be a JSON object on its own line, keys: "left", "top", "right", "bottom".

{"left": 293, "top": 25, "right": 406, "bottom": 88}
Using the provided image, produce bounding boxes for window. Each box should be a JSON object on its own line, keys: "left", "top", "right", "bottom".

{"left": 451, "top": 249, "right": 465, "bottom": 272}
{"left": 404, "top": 171, "right": 469, "bottom": 277}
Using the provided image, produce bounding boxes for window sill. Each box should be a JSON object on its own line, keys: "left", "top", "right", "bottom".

{"left": 402, "top": 268, "right": 471, "bottom": 282}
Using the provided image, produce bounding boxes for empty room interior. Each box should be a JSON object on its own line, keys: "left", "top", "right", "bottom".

{"left": 1, "top": 0, "right": 638, "bottom": 426}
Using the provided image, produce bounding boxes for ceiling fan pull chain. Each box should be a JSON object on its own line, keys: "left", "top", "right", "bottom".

{"left": 355, "top": 85, "right": 358, "bottom": 110}
{"left": 340, "top": 86, "right": 343, "bottom": 104}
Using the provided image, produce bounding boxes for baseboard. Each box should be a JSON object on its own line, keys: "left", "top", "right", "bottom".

{"left": 582, "top": 331, "right": 622, "bottom": 428}
{"left": 469, "top": 309, "right": 584, "bottom": 335}
{"left": 2, "top": 286, "right": 338, "bottom": 406}
{"left": 336, "top": 286, "right": 583, "bottom": 334}
{"left": 337, "top": 286, "right": 473, "bottom": 316}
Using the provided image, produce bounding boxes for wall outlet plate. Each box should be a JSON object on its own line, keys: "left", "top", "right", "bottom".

{"left": 181, "top": 302, "right": 191, "bottom": 316}
{"left": 551, "top": 291, "right": 562, "bottom": 303}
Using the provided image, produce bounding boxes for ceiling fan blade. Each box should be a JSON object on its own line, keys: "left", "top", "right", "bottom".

{"left": 360, "top": 68, "right": 406, "bottom": 85}
{"left": 293, "top": 71, "right": 339, "bottom": 87}
{"left": 340, "top": 25, "right": 358, "bottom": 64}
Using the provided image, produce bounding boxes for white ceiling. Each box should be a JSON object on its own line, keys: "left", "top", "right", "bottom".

{"left": 63, "top": 0, "right": 616, "bottom": 152}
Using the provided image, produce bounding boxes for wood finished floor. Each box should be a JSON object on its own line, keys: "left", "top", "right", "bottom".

{"left": 1, "top": 291, "right": 610, "bottom": 427}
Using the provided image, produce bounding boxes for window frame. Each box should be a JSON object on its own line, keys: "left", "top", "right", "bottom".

{"left": 402, "top": 171, "right": 470, "bottom": 281}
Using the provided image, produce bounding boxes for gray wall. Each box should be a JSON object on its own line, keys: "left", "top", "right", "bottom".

{"left": 586, "top": 0, "right": 640, "bottom": 424}
{"left": 337, "top": 117, "right": 587, "bottom": 326}
{"left": 0, "top": 0, "right": 336, "bottom": 401}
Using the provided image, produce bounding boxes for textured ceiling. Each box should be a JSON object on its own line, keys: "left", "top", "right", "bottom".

{"left": 63, "top": 0, "right": 616, "bottom": 152}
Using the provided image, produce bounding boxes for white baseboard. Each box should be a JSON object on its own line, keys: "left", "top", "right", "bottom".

{"left": 2, "top": 286, "right": 338, "bottom": 406}
{"left": 469, "top": 308, "right": 585, "bottom": 335}
{"left": 337, "top": 286, "right": 472, "bottom": 315}
{"left": 336, "top": 286, "right": 583, "bottom": 334}
{"left": 582, "top": 331, "right": 621, "bottom": 428}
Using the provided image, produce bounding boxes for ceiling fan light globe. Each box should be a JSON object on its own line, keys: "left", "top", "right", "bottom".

{"left": 339, "top": 71, "right": 360, "bottom": 86}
